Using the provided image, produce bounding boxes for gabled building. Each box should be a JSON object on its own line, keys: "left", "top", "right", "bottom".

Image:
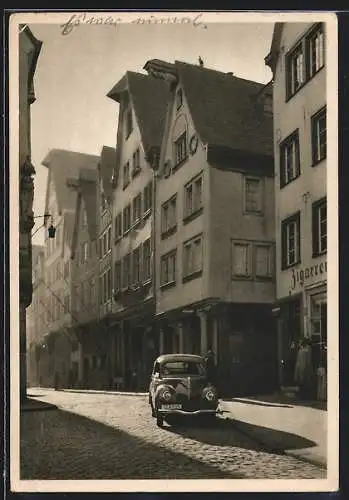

{"left": 35, "top": 149, "right": 100, "bottom": 387}
{"left": 67, "top": 165, "right": 100, "bottom": 388}
{"left": 145, "top": 59, "right": 277, "bottom": 395}
{"left": 265, "top": 23, "right": 327, "bottom": 398}
{"left": 107, "top": 72, "right": 169, "bottom": 390}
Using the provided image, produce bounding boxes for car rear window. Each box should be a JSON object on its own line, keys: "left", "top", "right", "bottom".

{"left": 161, "top": 360, "right": 205, "bottom": 376}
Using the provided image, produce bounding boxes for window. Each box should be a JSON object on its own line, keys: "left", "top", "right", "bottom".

{"left": 123, "top": 161, "right": 130, "bottom": 189}
{"left": 184, "top": 174, "right": 203, "bottom": 219}
{"left": 132, "top": 194, "right": 142, "bottom": 225}
{"left": 161, "top": 195, "right": 177, "bottom": 235}
{"left": 83, "top": 241, "right": 89, "bottom": 262}
{"left": 307, "top": 23, "right": 325, "bottom": 79}
{"left": 82, "top": 208, "right": 87, "bottom": 227}
{"left": 312, "top": 107, "right": 326, "bottom": 165}
{"left": 114, "top": 260, "right": 121, "bottom": 291}
{"left": 255, "top": 245, "right": 274, "bottom": 278}
{"left": 281, "top": 212, "right": 301, "bottom": 269}
{"left": 123, "top": 204, "right": 131, "bottom": 234}
{"left": 114, "top": 213, "right": 122, "bottom": 241}
{"left": 132, "top": 148, "right": 141, "bottom": 177}
{"left": 245, "top": 177, "right": 262, "bottom": 213}
{"left": 64, "top": 260, "right": 70, "bottom": 279}
{"left": 183, "top": 235, "right": 203, "bottom": 279}
{"left": 100, "top": 179, "right": 106, "bottom": 213}
{"left": 143, "top": 181, "right": 153, "bottom": 214}
{"left": 125, "top": 108, "right": 133, "bottom": 138}
{"left": 312, "top": 198, "right": 327, "bottom": 256}
{"left": 123, "top": 253, "right": 131, "bottom": 288}
{"left": 174, "top": 131, "right": 187, "bottom": 166}
{"left": 142, "top": 239, "right": 151, "bottom": 282}
{"left": 176, "top": 89, "right": 183, "bottom": 110}
{"left": 232, "top": 243, "right": 251, "bottom": 277}
{"left": 107, "top": 227, "right": 111, "bottom": 251}
{"left": 286, "top": 23, "right": 325, "bottom": 99}
{"left": 132, "top": 247, "right": 141, "bottom": 284}
{"left": 280, "top": 131, "right": 300, "bottom": 187}
{"left": 286, "top": 44, "right": 304, "bottom": 97}
{"left": 160, "top": 250, "right": 177, "bottom": 286}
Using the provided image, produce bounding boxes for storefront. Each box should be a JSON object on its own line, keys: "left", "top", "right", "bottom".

{"left": 276, "top": 257, "right": 327, "bottom": 400}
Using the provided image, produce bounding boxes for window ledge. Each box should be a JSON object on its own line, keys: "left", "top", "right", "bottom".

{"left": 114, "top": 236, "right": 122, "bottom": 244}
{"left": 122, "top": 182, "right": 130, "bottom": 191}
{"left": 312, "top": 157, "right": 326, "bottom": 168}
{"left": 182, "top": 270, "right": 202, "bottom": 283}
{"left": 183, "top": 207, "right": 203, "bottom": 225}
{"left": 161, "top": 225, "right": 177, "bottom": 240}
{"left": 281, "top": 260, "right": 301, "bottom": 271}
{"left": 312, "top": 250, "right": 327, "bottom": 259}
{"left": 286, "top": 65, "right": 325, "bottom": 103}
{"left": 123, "top": 229, "right": 131, "bottom": 237}
{"left": 132, "top": 167, "right": 141, "bottom": 178}
{"left": 160, "top": 281, "right": 176, "bottom": 291}
{"left": 244, "top": 209, "right": 263, "bottom": 217}
{"left": 232, "top": 274, "right": 252, "bottom": 281}
{"left": 173, "top": 156, "right": 188, "bottom": 172}
{"left": 280, "top": 172, "right": 301, "bottom": 189}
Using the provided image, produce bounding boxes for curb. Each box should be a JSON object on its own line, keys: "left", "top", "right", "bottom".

{"left": 21, "top": 402, "right": 58, "bottom": 413}
{"left": 60, "top": 388, "right": 148, "bottom": 397}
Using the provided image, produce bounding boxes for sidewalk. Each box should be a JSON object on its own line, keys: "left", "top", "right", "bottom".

{"left": 220, "top": 394, "right": 327, "bottom": 469}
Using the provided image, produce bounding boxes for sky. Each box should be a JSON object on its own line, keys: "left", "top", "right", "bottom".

{"left": 29, "top": 15, "right": 274, "bottom": 244}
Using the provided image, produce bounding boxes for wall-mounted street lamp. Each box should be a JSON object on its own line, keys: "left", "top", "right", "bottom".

{"left": 32, "top": 213, "right": 56, "bottom": 238}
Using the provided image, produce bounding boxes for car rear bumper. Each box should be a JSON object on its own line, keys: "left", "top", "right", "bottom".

{"left": 157, "top": 408, "right": 222, "bottom": 416}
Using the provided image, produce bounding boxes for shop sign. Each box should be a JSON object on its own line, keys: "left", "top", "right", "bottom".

{"left": 290, "top": 260, "right": 327, "bottom": 290}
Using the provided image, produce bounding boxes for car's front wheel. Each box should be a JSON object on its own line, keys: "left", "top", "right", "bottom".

{"left": 156, "top": 415, "right": 164, "bottom": 427}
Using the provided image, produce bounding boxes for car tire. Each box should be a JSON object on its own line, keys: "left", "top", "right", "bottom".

{"left": 156, "top": 415, "right": 164, "bottom": 427}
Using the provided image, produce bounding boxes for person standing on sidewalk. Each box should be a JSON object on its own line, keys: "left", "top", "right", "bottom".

{"left": 294, "top": 338, "right": 314, "bottom": 399}
{"left": 204, "top": 348, "right": 216, "bottom": 385}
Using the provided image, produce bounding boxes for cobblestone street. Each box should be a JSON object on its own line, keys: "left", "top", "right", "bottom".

{"left": 20, "top": 389, "right": 326, "bottom": 480}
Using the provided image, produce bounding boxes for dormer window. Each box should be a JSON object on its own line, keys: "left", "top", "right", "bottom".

{"left": 176, "top": 89, "right": 183, "bottom": 110}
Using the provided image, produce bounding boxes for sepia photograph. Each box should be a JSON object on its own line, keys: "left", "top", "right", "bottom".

{"left": 9, "top": 10, "right": 338, "bottom": 493}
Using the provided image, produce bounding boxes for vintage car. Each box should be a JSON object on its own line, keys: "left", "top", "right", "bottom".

{"left": 148, "top": 353, "right": 220, "bottom": 427}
